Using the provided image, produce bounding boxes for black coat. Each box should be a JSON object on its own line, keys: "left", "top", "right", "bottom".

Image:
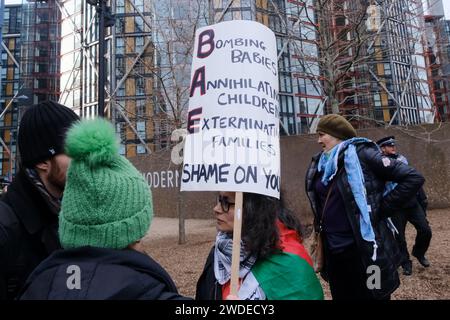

{"left": 19, "top": 246, "right": 189, "bottom": 300}
{"left": 196, "top": 247, "right": 221, "bottom": 300}
{"left": 0, "top": 170, "right": 61, "bottom": 300}
{"left": 387, "top": 153, "right": 428, "bottom": 211}
{"left": 305, "top": 141, "right": 425, "bottom": 299}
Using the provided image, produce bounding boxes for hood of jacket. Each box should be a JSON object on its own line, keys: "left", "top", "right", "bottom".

{"left": 19, "top": 246, "right": 183, "bottom": 300}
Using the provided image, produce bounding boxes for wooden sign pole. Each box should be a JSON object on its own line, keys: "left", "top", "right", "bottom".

{"left": 230, "top": 191, "right": 244, "bottom": 297}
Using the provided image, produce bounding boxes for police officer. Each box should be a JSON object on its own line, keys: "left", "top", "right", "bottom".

{"left": 377, "top": 136, "right": 432, "bottom": 276}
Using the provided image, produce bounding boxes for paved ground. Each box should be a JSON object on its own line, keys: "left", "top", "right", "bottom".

{"left": 142, "top": 209, "right": 450, "bottom": 299}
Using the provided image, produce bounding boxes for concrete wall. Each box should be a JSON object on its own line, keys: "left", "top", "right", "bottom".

{"left": 130, "top": 123, "right": 450, "bottom": 224}
{"left": 130, "top": 153, "right": 216, "bottom": 220}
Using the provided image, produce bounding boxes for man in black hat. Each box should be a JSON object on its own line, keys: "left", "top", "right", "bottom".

{"left": 377, "top": 136, "right": 432, "bottom": 276}
{"left": 0, "top": 100, "right": 80, "bottom": 299}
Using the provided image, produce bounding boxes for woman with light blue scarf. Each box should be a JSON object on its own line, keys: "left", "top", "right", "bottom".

{"left": 305, "top": 114, "right": 424, "bottom": 300}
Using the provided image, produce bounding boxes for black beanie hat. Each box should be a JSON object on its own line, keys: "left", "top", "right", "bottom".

{"left": 317, "top": 114, "right": 357, "bottom": 140}
{"left": 18, "top": 101, "right": 80, "bottom": 168}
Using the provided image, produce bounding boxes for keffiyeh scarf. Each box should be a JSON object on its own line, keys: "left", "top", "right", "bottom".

{"left": 213, "top": 232, "right": 265, "bottom": 300}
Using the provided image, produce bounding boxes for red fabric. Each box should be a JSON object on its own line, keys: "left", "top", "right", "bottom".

{"left": 276, "top": 220, "right": 313, "bottom": 267}
{"left": 222, "top": 281, "right": 230, "bottom": 300}
{"left": 222, "top": 279, "right": 242, "bottom": 300}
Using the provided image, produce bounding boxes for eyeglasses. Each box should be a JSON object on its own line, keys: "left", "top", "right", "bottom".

{"left": 217, "top": 195, "right": 235, "bottom": 213}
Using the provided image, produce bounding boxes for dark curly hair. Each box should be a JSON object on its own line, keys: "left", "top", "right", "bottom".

{"left": 242, "top": 192, "right": 303, "bottom": 260}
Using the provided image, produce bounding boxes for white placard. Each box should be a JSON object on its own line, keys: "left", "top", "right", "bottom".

{"left": 181, "top": 20, "right": 280, "bottom": 198}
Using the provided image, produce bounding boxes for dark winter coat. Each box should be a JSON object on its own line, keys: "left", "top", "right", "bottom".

{"left": 0, "top": 170, "right": 61, "bottom": 300}
{"left": 19, "top": 246, "right": 189, "bottom": 300}
{"left": 305, "top": 141, "right": 425, "bottom": 299}
{"left": 387, "top": 153, "right": 428, "bottom": 211}
{"left": 196, "top": 247, "right": 221, "bottom": 300}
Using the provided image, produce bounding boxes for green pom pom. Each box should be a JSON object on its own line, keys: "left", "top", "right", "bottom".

{"left": 65, "top": 118, "right": 119, "bottom": 167}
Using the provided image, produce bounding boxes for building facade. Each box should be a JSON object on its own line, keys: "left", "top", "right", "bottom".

{"left": 59, "top": 0, "right": 157, "bottom": 157}
{"left": 210, "top": 0, "right": 322, "bottom": 134}
{"left": 59, "top": 0, "right": 83, "bottom": 115}
{"left": 443, "top": 20, "right": 450, "bottom": 116}
{"left": 21, "top": 0, "right": 61, "bottom": 104}
{"left": 210, "top": 0, "right": 436, "bottom": 132}
{"left": 423, "top": 0, "right": 450, "bottom": 121}
{"left": 0, "top": 3, "right": 22, "bottom": 179}
{"left": 314, "top": 0, "right": 433, "bottom": 128}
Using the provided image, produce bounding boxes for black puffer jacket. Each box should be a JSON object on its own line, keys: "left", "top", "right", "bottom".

{"left": 387, "top": 153, "right": 428, "bottom": 210}
{"left": 19, "top": 246, "right": 189, "bottom": 300}
{"left": 305, "top": 141, "right": 425, "bottom": 299}
{"left": 0, "top": 170, "right": 61, "bottom": 300}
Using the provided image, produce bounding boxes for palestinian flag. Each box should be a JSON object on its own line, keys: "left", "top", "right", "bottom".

{"left": 251, "top": 220, "right": 324, "bottom": 300}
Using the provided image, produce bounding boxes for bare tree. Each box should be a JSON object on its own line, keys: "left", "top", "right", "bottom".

{"left": 149, "top": 0, "right": 208, "bottom": 138}
{"left": 249, "top": 0, "right": 435, "bottom": 131}
{"left": 151, "top": 0, "right": 208, "bottom": 244}
{"left": 300, "top": 0, "right": 433, "bottom": 126}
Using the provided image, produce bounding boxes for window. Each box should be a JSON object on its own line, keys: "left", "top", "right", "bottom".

{"left": 134, "top": 60, "right": 145, "bottom": 75}
{"left": 135, "top": 16, "right": 144, "bottom": 33}
{"left": 384, "top": 63, "right": 391, "bottom": 75}
{"left": 279, "top": 73, "right": 292, "bottom": 93}
{"left": 117, "top": 82, "right": 125, "bottom": 96}
{"left": 119, "top": 144, "right": 126, "bottom": 155}
{"left": 116, "top": 0, "right": 125, "bottom": 14}
{"left": 373, "top": 93, "right": 381, "bottom": 107}
{"left": 241, "top": 10, "right": 251, "bottom": 20}
{"left": 137, "top": 145, "right": 146, "bottom": 154}
{"left": 116, "top": 57, "right": 125, "bottom": 77}
{"left": 269, "top": 15, "right": 283, "bottom": 33}
{"left": 136, "top": 121, "right": 146, "bottom": 137}
{"left": 38, "top": 63, "right": 47, "bottom": 73}
{"left": 116, "top": 37, "right": 125, "bottom": 54}
{"left": 116, "top": 17, "right": 125, "bottom": 33}
{"left": 135, "top": 0, "right": 144, "bottom": 12}
{"left": 136, "top": 77, "right": 145, "bottom": 95}
{"left": 38, "top": 79, "right": 47, "bottom": 89}
{"left": 136, "top": 37, "right": 144, "bottom": 52}
{"left": 136, "top": 99, "right": 146, "bottom": 117}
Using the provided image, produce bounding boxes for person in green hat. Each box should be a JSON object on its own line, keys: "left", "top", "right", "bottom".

{"left": 19, "top": 118, "right": 187, "bottom": 300}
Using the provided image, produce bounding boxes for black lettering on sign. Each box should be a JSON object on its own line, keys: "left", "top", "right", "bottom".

{"left": 187, "top": 107, "right": 202, "bottom": 134}
{"left": 197, "top": 29, "right": 215, "bottom": 58}
{"left": 230, "top": 49, "right": 277, "bottom": 76}
{"left": 234, "top": 166, "right": 257, "bottom": 184}
{"left": 182, "top": 163, "right": 231, "bottom": 183}
{"left": 189, "top": 66, "right": 206, "bottom": 97}
{"left": 263, "top": 168, "right": 280, "bottom": 191}
{"left": 256, "top": 140, "right": 276, "bottom": 156}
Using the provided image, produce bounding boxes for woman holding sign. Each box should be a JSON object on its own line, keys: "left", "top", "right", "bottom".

{"left": 195, "top": 192, "right": 324, "bottom": 300}
{"left": 305, "top": 114, "right": 424, "bottom": 300}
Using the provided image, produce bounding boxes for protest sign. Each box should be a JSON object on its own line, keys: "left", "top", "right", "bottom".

{"left": 182, "top": 20, "right": 279, "bottom": 297}
{"left": 181, "top": 20, "right": 280, "bottom": 199}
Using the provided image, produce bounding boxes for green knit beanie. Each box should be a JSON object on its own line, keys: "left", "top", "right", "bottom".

{"left": 317, "top": 114, "right": 357, "bottom": 140}
{"left": 59, "top": 118, "right": 153, "bottom": 249}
